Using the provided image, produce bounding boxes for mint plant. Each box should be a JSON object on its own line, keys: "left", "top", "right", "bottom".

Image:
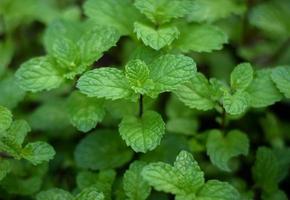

{"left": 1, "top": 0, "right": 290, "bottom": 199}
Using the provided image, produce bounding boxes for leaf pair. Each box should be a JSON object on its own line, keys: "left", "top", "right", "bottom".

{"left": 16, "top": 20, "right": 120, "bottom": 92}
{"left": 0, "top": 106, "right": 55, "bottom": 167}
{"left": 142, "top": 150, "right": 240, "bottom": 199}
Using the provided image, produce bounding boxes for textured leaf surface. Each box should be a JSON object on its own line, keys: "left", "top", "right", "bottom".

{"left": 142, "top": 151, "right": 204, "bottom": 195}
{"left": 174, "top": 73, "right": 215, "bottom": 111}
{"left": 134, "top": 0, "right": 191, "bottom": 24}
{"left": 148, "top": 54, "right": 196, "bottom": 92}
{"left": 231, "top": 63, "right": 253, "bottom": 91}
{"left": 84, "top": 0, "right": 142, "bottom": 35}
{"left": 196, "top": 180, "right": 240, "bottom": 200}
{"left": 21, "top": 142, "right": 56, "bottom": 165}
{"left": 134, "top": 22, "right": 179, "bottom": 50}
{"left": 187, "top": 0, "right": 245, "bottom": 23}
{"left": 174, "top": 24, "right": 227, "bottom": 53}
{"left": 6, "top": 120, "right": 31, "bottom": 145}
{"left": 271, "top": 66, "right": 290, "bottom": 98}
{"left": 223, "top": 91, "right": 248, "bottom": 115}
{"left": 247, "top": 69, "right": 282, "bottom": 107}
{"left": 119, "top": 111, "right": 165, "bottom": 153}
{"left": 123, "top": 161, "right": 151, "bottom": 200}
{"left": 0, "top": 106, "right": 12, "bottom": 132}
{"left": 15, "top": 56, "right": 63, "bottom": 92}
{"left": 74, "top": 130, "right": 133, "bottom": 170}
{"left": 77, "top": 68, "right": 132, "bottom": 100}
{"left": 75, "top": 187, "right": 104, "bottom": 200}
{"left": 36, "top": 188, "right": 74, "bottom": 200}
{"left": 67, "top": 92, "right": 105, "bottom": 132}
{"left": 206, "top": 130, "right": 249, "bottom": 171}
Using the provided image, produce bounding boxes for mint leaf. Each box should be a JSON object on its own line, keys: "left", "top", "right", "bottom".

{"left": 187, "top": 0, "right": 245, "bottom": 23}
{"left": 84, "top": 0, "right": 142, "bottom": 35}
{"left": 0, "top": 137, "right": 22, "bottom": 159}
{"left": 123, "top": 161, "right": 151, "bottom": 200}
{"left": 77, "top": 68, "right": 132, "bottom": 100}
{"left": 271, "top": 66, "right": 290, "bottom": 98}
{"left": 15, "top": 56, "right": 63, "bottom": 92}
{"left": 230, "top": 63, "right": 253, "bottom": 91}
{"left": 142, "top": 151, "right": 204, "bottom": 195}
{"left": 75, "top": 187, "right": 104, "bottom": 200}
{"left": 252, "top": 147, "right": 280, "bottom": 193}
{"left": 78, "top": 26, "right": 120, "bottom": 66}
{"left": 134, "top": 22, "right": 179, "bottom": 50}
{"left": 119, "top": 111, "right": 165, "bottom": 153}
{"left": 6, "top": 120, "right": 31, "bottom": 145}
{"left": 36, "top": 188, "right": 74, "bottom": 200}
{"left": 206, "top": 130, "right": 249, "bottom": 171}
{"left": 196, "top": 180, "right": 240, "bottom": 200}
{"left": 74, "top": 130, "right": 133, "bottom": 170}
{"left": 174, "top": 24, "right": 227, "bottom": 53}
{"left": 0, "top": 159, "right": 11, "bottom": 181}
{"left": 21, "top": 142, "right": 56, "bottom": 165}
{"left": 173, "top": 73, "right": 216, "bottom": 111}
{"left": 67, "top": 91, "right": 105, "bottom": 132}
{"left": 247, "top": 69, "right": 283, "bottom": 107}
{"left": 125, "top": 59, "right": 154, "bottom": 95}
{"left": 134, "top": 0, "right": 191, "bottom": 24}
{"left": 223, "top": 90, "right": 249, "bottom": 115}
{"left": 0, "top": 105, "right": 12, "bottom": 132}
{"left": 148, "top": 54, "right": 196, "bottom": 92}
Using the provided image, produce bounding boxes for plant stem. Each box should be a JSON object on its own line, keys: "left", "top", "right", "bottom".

{"left": 139, "top": 94, "right": 143, "bottom": 117}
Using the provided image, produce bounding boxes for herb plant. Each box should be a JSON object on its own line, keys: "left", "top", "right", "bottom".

{"left": 0, "top": 0, "right": 290, "bottom": 199}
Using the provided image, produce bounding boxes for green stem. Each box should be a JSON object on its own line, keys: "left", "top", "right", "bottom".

{"left": 139, "top": 94, "right": 143, "bottom": 118}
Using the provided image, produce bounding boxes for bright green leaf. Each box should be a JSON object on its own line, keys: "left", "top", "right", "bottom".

{"left": 134, "top": 22, "right": 179, "bottom": 50}
{"left": 0, "top": 106, "right": 12, "bottom": 132}
{"left": 75, "top": 187, "right": 104, "bottom": 200}
{"left": 36, "top": 188, "right": 74, "bottom": 200}
{"left": 271, "top": 66, "right": 290, "bottom": 98}
{"left": 119, "top": 111, "right": 165, "bottom": 153}
{"left": 230, "top": 63, "right": 253, "bottom": 91}
{"left": 223, "top": 91, "right": 249, "bottom": 115}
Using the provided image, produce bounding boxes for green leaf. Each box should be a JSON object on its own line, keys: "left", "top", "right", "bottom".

{"left": 166, "top": 118, "right": 198, "bottom": 135}
{"left": 0, "top": 105, "right": 12, "bottom": 132}
{"left": 173, "top": 73, "right": 215, "bottom": 111}
{"left": 77, "top": 68, "right": 132, "bottom": 100}
{"left": 142, "top": 162, "right": 184, "bottom": 194}
{"left": 252, "top": 147, "right": 280, "bottom": 193}
{"left": 0, "top": 75, "right": 26, "bottom": 109}
{"left": 74, "top": 130, "right": 133, "bottom": 170}
{"left": 134, "top": 22, "right": 179, "bottom": 50}
{"left": 67, "top": 91, "right": 105, "bottom": 132}
{"left": 134, "top": 0, "right": 191, "bottom": 24}
{"left": 230, "top": 63, "right": 253, "bottom": 91}
{"left": 206, "top": 130, "right": 249, "bottom": 171}
{"left": 36, "top": 188, "right": 74, "bottom": 200}
{"left": 119, "top": 111, "right": 165, "bottom": 153}
{"left": 125, "top": 59, "right": 154, "bottom": 94}
{"left": 249, "top": 0, "right": 290, "bottom": 37}
{"left": 142, "top": 151, "right": 205, "bottom": 195}
{"left": 148, "top": 54, "right": 196, "bottom": 92}
{"left": 247, "top": 69, "right": 283, "bottom": 108}
{"left": 0, "top": 159, "right": 11, "bottom": 181}
{"left": 84, "top": 0, "right": 142, "bottom": 35}
{"left": 271, "top": 66, "right": 290, "bottom": 98}
{"left": 123, "top": 161, "right": 151, "bottom": 200}
{"left": 51, "top": 37, "right": 80, "bottom": 70}
{"left": 78, "top": 26, "right": 120, "bottom": 66}
{"left": 75, "top": 187, "right": 104, "bottom": 200}
{"left": 21, "top": 142, "right": 56, "bottom": 165}
{"left": 6, "top": 120, "right": 31, "bottom": 145}
{"left": 187, "top": 0, "right": 245, "bottom": 23}
{"left": 0, "top": 137, "right": 22, "bottom": 159}
{"left": 223, "top": 90, "right": 248, "bottom": 115}
{"left": 174, "top": 24, "right": 227, "bottom": 53}
{"left": 173, "top": 151, "right": 205, "bottom": 193}
{"left": 196, "top": 180, "right": 240, "bottom": 200}
{"left": 15, "top": 56, "right": 63, "bottom": 92}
